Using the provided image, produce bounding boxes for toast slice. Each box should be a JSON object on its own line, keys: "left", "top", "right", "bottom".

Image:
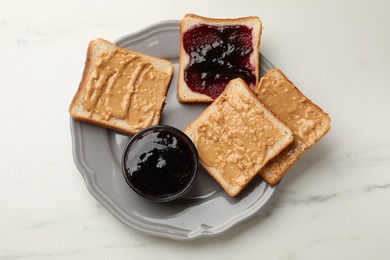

{"left": 69, "top": 38, "right": 174, "bottom": 134}
{"left": 253, "top": 68, "right": 331, "bottom": 185}
{"left": 184, "top": 78, "right": 293, "bottom": 196}
{"left": 178, "top": 14, "right": 262, "bottom": 103}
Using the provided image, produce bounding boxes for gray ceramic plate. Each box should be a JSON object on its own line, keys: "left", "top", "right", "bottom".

{"left": 70, "top": 20, "right": 277, "bottom": 241}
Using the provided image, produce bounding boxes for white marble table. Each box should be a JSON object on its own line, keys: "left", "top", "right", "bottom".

{"left": 1, "top": 0, "right": 389, "bottom": 259}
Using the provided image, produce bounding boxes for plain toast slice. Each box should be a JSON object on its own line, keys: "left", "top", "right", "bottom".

{"left": 178, "top": 14, "right": 262, "bottom": 103}
{"left": 184, "top": 78, "right": 293, "bottom": 196}
{"left": 69, "top": 38, "right": 174, "bottom": 134}
{"left": 253, "top": 68, "right": 331, "bottom": 185}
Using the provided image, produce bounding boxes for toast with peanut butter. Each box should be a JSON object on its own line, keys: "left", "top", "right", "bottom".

{"left": 178, "top": 14, "right": 262, "bottom": 103}
{"left": 184, "top": 78, "right": 293, "bottom": 196}
{"left": 69, "top": 38, "right": 174, "bottom": 134}
{"left": 253, "top": 68, "right": 331, "bottom": 185}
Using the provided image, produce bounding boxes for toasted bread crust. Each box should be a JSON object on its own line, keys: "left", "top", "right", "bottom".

{"left": 69, "top": 38, "right": 174, "bottom": 135}
{"left": 68, "top": 39, "right": 96, "bottom": 116}
{"left": 255, "top": 68, "right": 331, "bottom": 185}
{"left": 183, "top": 13, "right": 262, "bottom": 26}
{"left": 178, "top": 14, "right": 262, "bottom": 103}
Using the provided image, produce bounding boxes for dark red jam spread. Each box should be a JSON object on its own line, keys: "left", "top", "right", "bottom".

{"left": 183, "top": 24, "right": 256, "bottom": 99}
{"left": 122, "top": 127, "right": 197, "bottom": 201}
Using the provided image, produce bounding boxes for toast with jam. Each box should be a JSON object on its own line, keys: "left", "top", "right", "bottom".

{"left": 253, "top": 68, "right": 331, "bottom": 185}
{"left": 69, "top": 38, "right": 174, "bottom": 134}
{"left": 178, "top": 14, "right": 262, "bottom": 103}
{"left": 184, "top": 78, "right": 293, "bottom": 196}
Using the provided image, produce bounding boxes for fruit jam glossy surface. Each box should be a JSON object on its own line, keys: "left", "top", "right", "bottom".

{"left": 123, "top": 128, "right": 196, "bottom": 201}
{"left": 183, "top": 24, "right": 256, "bottom": 99}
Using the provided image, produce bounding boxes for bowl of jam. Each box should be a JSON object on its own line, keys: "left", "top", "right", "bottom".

{"left": 121, "top": 125, "right": 198, "bottom": 202}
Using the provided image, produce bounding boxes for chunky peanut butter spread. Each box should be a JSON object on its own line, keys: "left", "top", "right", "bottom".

{"left": 82, "top": 48, "right": 170, "bottom": 131}
{"left": 194, "top": 91, "right": 282, "bottom": 187}
{"left": 254, "top": 71, "right": 328, "bottom": 182}
{"left": 254, "top": 74, "right": 324, "bottom": 148}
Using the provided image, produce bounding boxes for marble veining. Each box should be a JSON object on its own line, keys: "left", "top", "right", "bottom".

{"left": 339, "top": 143, "right": 390, "bottom": 162}
{"left": 271, "top": 191, "right": 339, "bottom": 208}
{"left": 362, "top": 184, "right": 390, "bottom": 192}
{"left": 15, "top": 26, "right": 73, "bottom": 47}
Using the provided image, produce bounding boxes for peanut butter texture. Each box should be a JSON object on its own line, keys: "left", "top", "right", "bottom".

{"left": 193, "top": 91, "right": 282, "bottom": 187}
{"left": 82, "top": 48, "right": 170, "bottom": 131}
{"left": 254, "top": 70, "right": 328, "bottom": 181}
